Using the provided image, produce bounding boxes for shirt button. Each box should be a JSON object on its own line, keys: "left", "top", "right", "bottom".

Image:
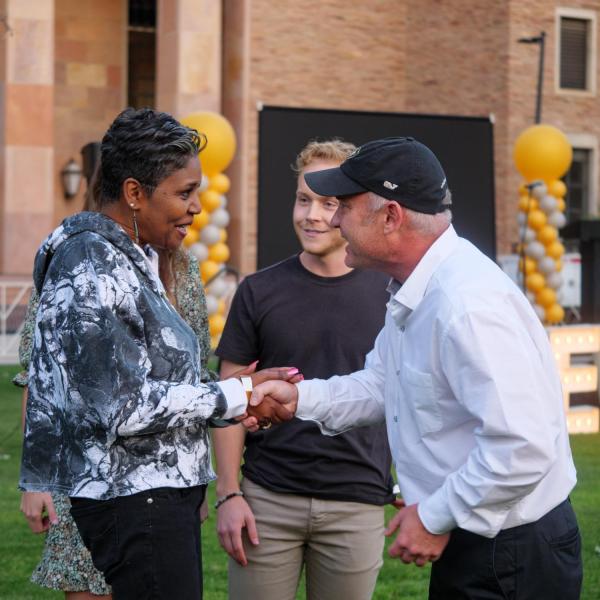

{"left": 147, "top": 497, "right": 154, "bottom": 504}
{"left": 400, "top": 326, "right": 405, "bottom": 332}
{"left": 394, "top": 416, "right": 398, "bottom": 422}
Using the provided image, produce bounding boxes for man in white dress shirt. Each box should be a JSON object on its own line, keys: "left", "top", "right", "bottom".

{"left": 249, "top": 137, "right": 582, "bottom": 599}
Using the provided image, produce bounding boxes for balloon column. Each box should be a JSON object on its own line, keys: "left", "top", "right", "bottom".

{"left": 513, "top": 125, "right": 572, "bottom": 325}
{"left": 180, "top": 111, "right": 236, "bottom": 347}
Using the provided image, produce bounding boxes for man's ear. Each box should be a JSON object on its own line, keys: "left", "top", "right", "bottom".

{"left": 122, "top": 178, "right": 145, "bottom": 208}
{"left": 382, "top": 201, "right": 404, "bottom": 234}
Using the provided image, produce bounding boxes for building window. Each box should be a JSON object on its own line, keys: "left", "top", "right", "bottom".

{"left": 556, "top": 9, "right": 597, "bottom": 93}
{"left": 564, "top": 149, "right": 591, "bottom": 223}
{"left": 128, "top": 0, "right": 157, "bottom": 108}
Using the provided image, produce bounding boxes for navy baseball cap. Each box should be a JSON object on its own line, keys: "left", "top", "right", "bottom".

{"left": 304, "top": 137, "right": 450, "bottom": 214}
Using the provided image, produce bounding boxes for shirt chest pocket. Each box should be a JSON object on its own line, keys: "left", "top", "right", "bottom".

{"left": 401, "top": 365, "right": 442, "bottom": 437}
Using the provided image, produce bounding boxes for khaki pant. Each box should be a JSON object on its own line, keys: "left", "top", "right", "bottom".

{"left": 228, "top": 478, "right": 385, "bottom": 600}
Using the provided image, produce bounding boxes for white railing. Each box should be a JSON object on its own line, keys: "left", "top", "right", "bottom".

{"left": 0, "top": 279, "right": 32, "bottom": 365}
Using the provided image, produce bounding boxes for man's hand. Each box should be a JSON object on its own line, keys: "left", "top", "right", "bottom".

{"left": 216, "top": 495, "right": 259, "bottom": 566}
{"left": 20, "top": 491, "right": 58, "bottom": 533}
{"left": 385, "top": 503, "right": 450, "bottom": 567}
{"left": 241, "top": 380, "right": 300, "bottom": 431}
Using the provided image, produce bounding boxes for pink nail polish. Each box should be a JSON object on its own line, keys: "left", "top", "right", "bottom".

{"left": 288, "top": 368, "right": 299, "bottom": 375}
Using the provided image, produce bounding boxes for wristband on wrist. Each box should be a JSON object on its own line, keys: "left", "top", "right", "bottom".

{"left": 214, "top": 490, "right": 245, "bottom": 509}
{"left": 240, "top": 376, "right": 253, "bottom": 402}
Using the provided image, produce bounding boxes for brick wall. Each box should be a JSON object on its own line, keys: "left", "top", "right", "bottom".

{"left": 53, "top": 0, "right": 125, "bottom": 224}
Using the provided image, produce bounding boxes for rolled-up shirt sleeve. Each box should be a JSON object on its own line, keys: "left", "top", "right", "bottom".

{"left": 418, "top": 309, "right": 560, "bottom": 537}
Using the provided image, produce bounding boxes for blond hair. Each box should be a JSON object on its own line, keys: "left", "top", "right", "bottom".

{"left": 292, "top": 139, "right": 356, "bottom": 174}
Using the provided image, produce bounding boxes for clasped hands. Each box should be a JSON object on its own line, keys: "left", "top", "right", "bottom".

{"left": 232, "top": 364, "right": 301, "bottom": 430}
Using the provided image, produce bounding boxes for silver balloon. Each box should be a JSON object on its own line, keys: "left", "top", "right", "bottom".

{"left": 189, "top": 242, "right": 208, "bottom": 262}
{"left": 526, "top": 291, "right": 535, "bottom": 303}
{"left": 533, "top": 303, "right": 546, "bottom": 321}
{"left": 525, "top": 241, "right": 545, "bottom": 260}
{"left": 538, "top": 256, "right": 557, "bottom": 275}
{"left": 200, "top": 224, "right": 221, "bottom": 246}
{"left": 531, "top": 181, "right": 547, "bottom": 199}
{"left": 211, "top": 208, "right": 230, "bottom": 228}
{"left": 199, "top": 174, "right": 210, "bottom": 192}
{"left": 205, "top": 294, "right": 219, "bottom": 316}
{"left": 220, "top": 195, "right": 228, "bottom": 208}
{"left": 539, "top": 195, "right": 557, "bottom": 213}
{"left": 517, "top": 212, "right": 527, "bottom": 226}
{"left": 547, "top": 211, "right": 567, "bottom": 229}
{"left": 523, "top": 227, "right": 537, "bottom": 242}
{"left": 207, "top": 277, "right": 229, "bottom": 298}
{"left": 546, "top": 272, "right": 564, "bottom": 290}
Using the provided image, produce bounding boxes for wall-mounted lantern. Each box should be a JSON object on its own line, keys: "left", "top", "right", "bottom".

{"left": 61, "top": 158, "right": 83, "bottom": 199}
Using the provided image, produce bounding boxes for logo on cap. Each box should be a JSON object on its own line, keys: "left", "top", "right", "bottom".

{"left": 383, "top": 181, "right": 398, "bottom": 190}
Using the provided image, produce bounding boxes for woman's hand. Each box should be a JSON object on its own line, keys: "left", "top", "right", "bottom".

{"left": 20, "top": 491, "right": 58, "bottom": 533}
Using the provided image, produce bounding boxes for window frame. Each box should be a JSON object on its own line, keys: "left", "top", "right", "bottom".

{"left": 555, "top": 7, "right": 597, "bottom": 96}
{"left": 565, "top": 133, "right": 599, "bottom": 219}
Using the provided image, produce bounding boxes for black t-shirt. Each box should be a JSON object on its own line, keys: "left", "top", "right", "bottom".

{"left": 216, "top": 255, "right": 394, "bottom": 505}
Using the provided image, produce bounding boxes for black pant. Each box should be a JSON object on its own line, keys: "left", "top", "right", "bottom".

{"left": 71, "top": 485, "right": 206, "bottom": 600}
{"left": 429, "top": 499, "right": 582, "bottom": 600}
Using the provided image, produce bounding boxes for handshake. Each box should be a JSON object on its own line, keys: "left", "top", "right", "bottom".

{"left": 234, "top": 365, "right": 303, "bottom": 431}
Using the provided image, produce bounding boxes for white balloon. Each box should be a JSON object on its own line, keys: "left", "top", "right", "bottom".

{"left": 220, "top": 195, "right": 228, "bottom": 208}
{"left": 199, "top": 174, "right": 210, "bottom": 192}
{"left": 205, "top": 294, "right": 219, "bottom": 316}
{"left": 546, "top": 272, "right": 564, "bottom": 290}
{"left": 533, "top": 303, "right": 546, "bottom": 320}
{"left": 531, "top": 181, "right": 547, "bottom": 199}
{"left": 207, "top": 277, "right": 229, "bottom": 298}
{"left": 539, "top": 195, "right": 558, "bottom": 213}
{"left": 547, "top": 211, "right": 567, "bottom": 229}
{"left": 525, "top": 241, "right": 545, "bottom": 260}
{"left": 211, "top": 208, "right": 230, "bottom": 228}
{"left": 189, "top": 242, "right": 208, "bottom": 262}
{"left": 523, "top": 227, "right": 537, "bottom": 242}
{"left": 200, "top": 224, "right": 221, "bottom": 246}
{"left": 517, "top": 212, "right": 527, "bottom": 226}
{"left": 538, "top": 256, "right": 557, "bottom": 275}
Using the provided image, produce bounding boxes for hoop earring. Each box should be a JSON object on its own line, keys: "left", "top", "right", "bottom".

{"left": 131, "top": 209, "right": 139, "bottom": 245}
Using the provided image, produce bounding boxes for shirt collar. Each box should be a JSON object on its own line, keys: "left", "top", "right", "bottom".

{"left": 388, "top": 225, "right": 458, "bottom": 322}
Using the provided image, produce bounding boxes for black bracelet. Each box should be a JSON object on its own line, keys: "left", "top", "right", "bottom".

{"left": 214, "top": 490, "right": 244, "bottom": 509}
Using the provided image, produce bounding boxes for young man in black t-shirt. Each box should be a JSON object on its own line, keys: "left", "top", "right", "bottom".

{"left": 213, "top": 140, "right": 394, "bottom": 600}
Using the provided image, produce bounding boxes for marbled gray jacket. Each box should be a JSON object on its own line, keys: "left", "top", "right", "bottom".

{"left": 19, "top": 212, "right": 227, "bottom": 500}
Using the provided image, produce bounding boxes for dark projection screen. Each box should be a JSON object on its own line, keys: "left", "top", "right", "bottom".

{"left": 257, "top": 106, "right": 495, "bottom": 269}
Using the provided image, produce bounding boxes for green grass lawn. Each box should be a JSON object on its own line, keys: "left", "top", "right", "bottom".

{"left": 1, "top": 364, "right": 598, "bottom": 599}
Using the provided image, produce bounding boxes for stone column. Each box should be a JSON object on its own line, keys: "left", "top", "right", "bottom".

{"left": 156, "top": 0, "right": 222, "bottom": 118}
{"left": 0, "top": 0, "right": 54, "bottom": 276}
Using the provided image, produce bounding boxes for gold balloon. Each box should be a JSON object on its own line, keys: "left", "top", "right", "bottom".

{"left": 547, "top": 179, "right": 567, "bottom": 198}
{"left": 546, "top": 241, "right": 565, "bottom": 259}
{"left": 220, "top": 228, "right": 228, "bottom": 242}
{"left": 208, "top": 313, "right": 226, "bottom": 337}
{"left": 526, "top": 272, "right": 545, "bottom": 292}
{"left": 556, "top": 197, "right": 566, "bottom": 212}
{"left": 210, "top": 335, "right": 220, "bottom": 349}
{"left": 514, "top": 125, "right": 573, "bottom": 181}
{"left": 200, "top": 259, "right": 220, "bottom": 283}
{"left": 180, "top": 112, "right": 237, "bottom": 176}
{"left": 527, "top": 209, "right": 547, "bottom": 230}
{"left": 536, "top": 287, "right": 557, "bottom": 308}
{"left": 192, "top": 210, "right": 210, "bottom": 230}
{"left": 555, "top": 259, "right": 563, "bottom": 271}
{"left": 208, "top": 242, "right": 230, "bottom": 263}
{"left": 545, "top": 303, "right": 565, "bottom": 324}
{"left": 518, "top": 183, "right": 529, "bottom": 195}
{"left": 183, "top": 228, "right": 199, "bottom": 247}
{"left": 209, "top": 173, "right": 231, "bottom": 194}
{"left": 518, "top": 195, "right": 531, "bottom": 212}
{"left": 217, "top": 298, "right": 226, "bottom": 314}
{"left": 519, "top": 257, "right": 537, "bottom": 275}
{"left": 537, "top": 225, "right": 558, "bottom": 245}
{"left": 200, "top": 189, "right": 222, "bottom": 213}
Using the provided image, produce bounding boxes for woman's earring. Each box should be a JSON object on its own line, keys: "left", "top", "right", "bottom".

{"left": 131, "top": 206, "right": 139, "bottom": 245}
